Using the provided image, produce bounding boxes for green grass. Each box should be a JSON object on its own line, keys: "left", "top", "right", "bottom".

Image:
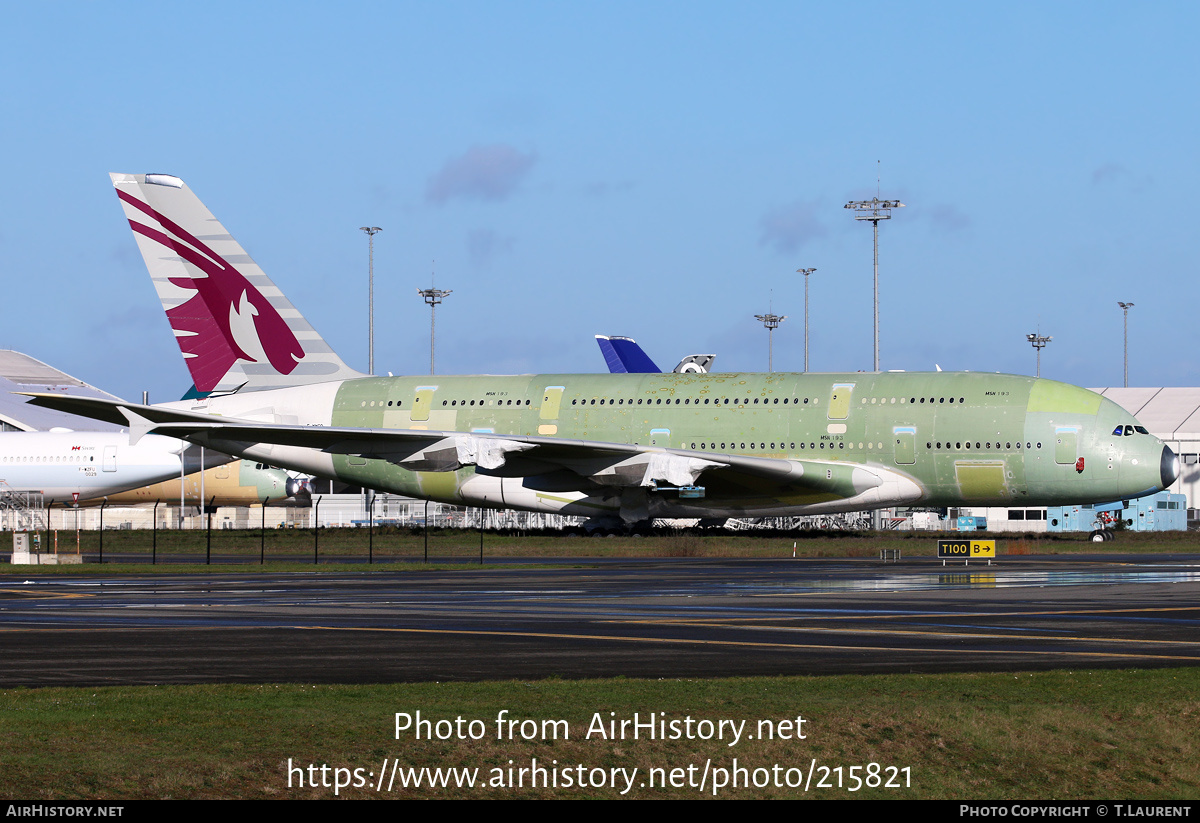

{"left": 2, "top": 669, "right": 1197, "bottom": 799}
{"left": 5, "top": 534, "right": 1198, "bottom": 798}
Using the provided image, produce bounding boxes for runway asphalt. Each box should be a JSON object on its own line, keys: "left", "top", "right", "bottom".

{"left": 1, "top": 555, "right": 1198, "bottom": 686}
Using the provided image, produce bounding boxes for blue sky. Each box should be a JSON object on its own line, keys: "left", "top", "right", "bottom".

{"left": 2, "top": 2, "right": 1197, "bottom": 403}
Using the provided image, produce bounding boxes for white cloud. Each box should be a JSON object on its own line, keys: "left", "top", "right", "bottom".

{"left": 426, "top": 145, "right": 537, "bottom": 204}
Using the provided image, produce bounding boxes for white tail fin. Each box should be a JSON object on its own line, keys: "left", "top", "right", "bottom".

{"left": 110, "top": 173, "right": 364, "bottom": 393}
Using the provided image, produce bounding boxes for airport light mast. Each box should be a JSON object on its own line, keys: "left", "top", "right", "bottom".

{"left": 417, "top": 278, "right": 452, "bottom": 375}
{"left": 754, "top": 310, "right": 787, "bottom": 373}
{"left": 844, "top": 197, "right": 904, "bottom": 372}
{"left": 1026, "top": 331, "right": 1052, "bottom": 378}
{"left": 1118, "top": 301, "right": 1134, "bottom": 387}
{"left": 359, "top": 226, "right": 382, "bottom": 375}
{"left": 796, "top": 267, "right": 816, "bottom": 372}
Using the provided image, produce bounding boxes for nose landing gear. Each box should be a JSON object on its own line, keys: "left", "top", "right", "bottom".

{"left": 1089, "top": 509, "right": 1121, "bottom": 542}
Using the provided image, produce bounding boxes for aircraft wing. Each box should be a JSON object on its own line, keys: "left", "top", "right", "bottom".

{"left": 22, "top": 393, "right": 910, "bottom": 506}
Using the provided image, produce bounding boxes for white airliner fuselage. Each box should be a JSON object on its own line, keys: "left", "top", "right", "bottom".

{"left": 0, "top": 431, "right": 189, "bottom": 502}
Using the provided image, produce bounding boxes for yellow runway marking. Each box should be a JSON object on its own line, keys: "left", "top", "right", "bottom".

{"left": 7, "top": 623, "right": 1199, "bottom": 663}
{"left": 0, "top": 588, "right": 93, "bottom": 600}
{"left": 598, "top": 620, "right": 1200, "bottom": 647}
{"left": 652, "top": 604, "right": 1200, "bottom": 622}
{"left": 298, "top": 625, "right": 1200, "bottom": 663}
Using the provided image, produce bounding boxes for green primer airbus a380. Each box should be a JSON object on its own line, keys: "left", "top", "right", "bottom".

{"left": 27, "top": 174, "right": 1179, "bottom": 526}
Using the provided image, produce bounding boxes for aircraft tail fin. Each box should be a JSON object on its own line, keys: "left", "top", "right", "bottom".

{"left": 595, "top": 336, "right": 715, "bottom": 375}
{"left": 110, "top": 173, "right": 365, "bottom": 394}
{"left": 595, "top": 335, "right": 661, "bottom": 374}
{"left": 672, "top": 354, "right": 715, "bottom": 374}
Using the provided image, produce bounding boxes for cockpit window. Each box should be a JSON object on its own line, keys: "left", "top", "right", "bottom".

{"left": 1113, "top": 424, "right": 1148, "bottom": 436}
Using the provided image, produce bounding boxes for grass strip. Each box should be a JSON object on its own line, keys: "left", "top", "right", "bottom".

{"left": 2, "top": 668, "right": 1197, "bottom": 799}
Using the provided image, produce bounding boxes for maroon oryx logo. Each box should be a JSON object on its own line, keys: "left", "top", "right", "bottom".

{"left": 118, "top": 188, "right": 304, "bottom": 391}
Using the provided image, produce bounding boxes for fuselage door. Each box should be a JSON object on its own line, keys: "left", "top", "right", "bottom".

{"left": 102, "top": 445, "right": 117, "bottom": 472}
{"left": 1055, "top": 427, "right": 1079, "bottom": 465}
{"left": 894, "top": 426, "right": 916, "bottom": 465}
{"left": 649, "top": 428, "right": 670, "bottom": 448}
{"left": 828, "top": 383, "right": 855, "bottom": 420}
{"left": 540, "top": 386, "right": 565, "bottom": 421}
{"left": 411, "top": 386, "right": 436, "bottom": 422}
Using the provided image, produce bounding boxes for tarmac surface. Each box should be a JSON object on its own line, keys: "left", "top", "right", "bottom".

{"left": 1, "top": 555, "right": 1199, "bottom": 686}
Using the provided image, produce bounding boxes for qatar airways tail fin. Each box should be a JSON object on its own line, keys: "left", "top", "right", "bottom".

{"left": 110, "top": 173, "right": 365, "bottom": 394}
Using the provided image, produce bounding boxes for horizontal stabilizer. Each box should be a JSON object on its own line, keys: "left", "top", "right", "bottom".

{"left": 0, "top": 350, "right": 124, "bottom": 432}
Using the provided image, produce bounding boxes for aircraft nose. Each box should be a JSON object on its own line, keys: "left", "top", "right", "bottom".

{"left": 1161, "top": 444, "right": 1180, "bottom": 489}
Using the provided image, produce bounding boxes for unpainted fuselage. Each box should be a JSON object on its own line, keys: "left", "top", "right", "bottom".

{"left": 174, "top": 370, "right": 1176, "bottom": 520}
{"left": 99, "top": 459, "right": 294, "bottom": 506}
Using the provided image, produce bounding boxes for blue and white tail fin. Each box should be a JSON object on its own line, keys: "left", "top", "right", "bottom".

{"left": 110, "top": 173, "right": 365, "bottom": 394}
{"left": 595, "top": 335, "right": 661, "bottom": 374}
{"left": 595, "top": 335, "right": 715, "bottom": 374}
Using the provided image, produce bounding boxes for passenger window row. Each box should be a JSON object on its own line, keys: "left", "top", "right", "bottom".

{"left": 926, "top": 441, "right": 1041, "bottom": 451}
{"left": 574, "top": 396, "right": 814, "bottom": 406}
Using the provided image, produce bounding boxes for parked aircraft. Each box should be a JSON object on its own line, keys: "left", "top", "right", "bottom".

{"left": 0, "top": 349, "right": 296, "bottom": 506}
{"left": 102, "top": 459, "right": 305, "bottom": 506}
{"left": 0, "top": 350, "right": 215, "bottom": 501}
{"left": 595, "top": 335, "right": 714, "bottom": 374}
{"left": 27, "top": 174, "right": 1179, "bottom": 527}
{"left": 0, "top": 429, "right": 207, "bottom": 503}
